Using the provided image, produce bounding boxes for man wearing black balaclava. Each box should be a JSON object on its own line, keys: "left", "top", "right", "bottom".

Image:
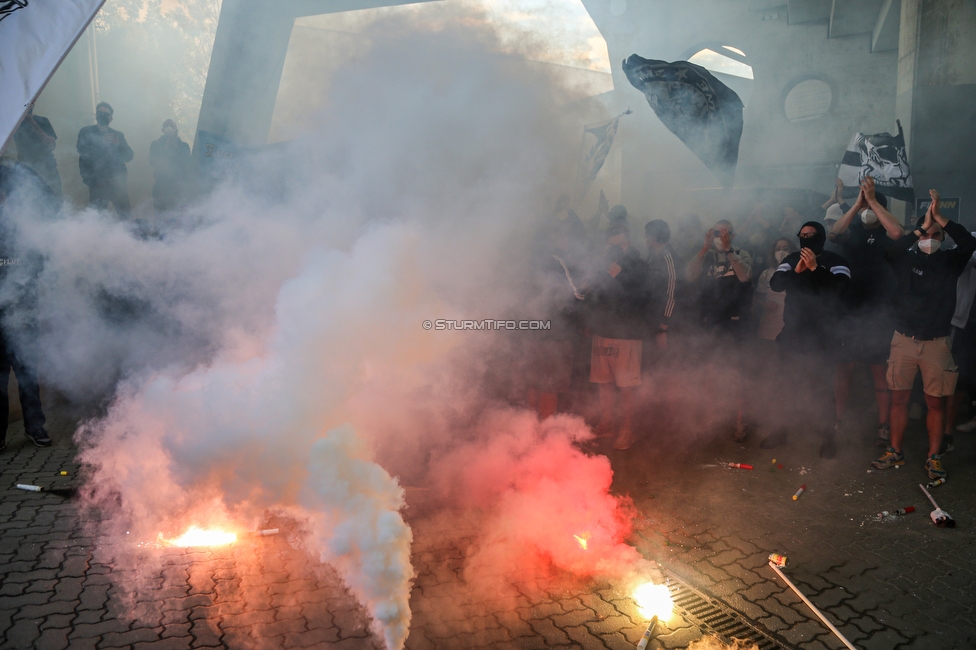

{"left": 76, "top": 101, "right": 134, "bottom": 218}
{"left": 762, "top": 219, "right": 850, "bottom": 458}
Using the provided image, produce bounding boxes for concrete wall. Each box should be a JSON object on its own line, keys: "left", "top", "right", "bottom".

{"left": 903, "top": 0, "right": 976, "bottom": 224}
{"left": 581, "top": 0, "right": 899, "bottom": 223}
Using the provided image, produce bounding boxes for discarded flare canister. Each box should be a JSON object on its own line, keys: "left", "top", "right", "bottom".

{"left": 768, "top": 553, "right": 789, "bottom": 568}
{"left": 792, "top": 485, "right": 806, "bottom": 501}
{"left": 729, "top": 463, "right": 753, "bottom": 470}
{"left": 927, "top": 478, "right": 946, "bottom": 488}
{"left": 16, "top": 484, "right": 42, "bottom": 492}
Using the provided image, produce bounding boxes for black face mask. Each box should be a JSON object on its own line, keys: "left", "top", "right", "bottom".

{"left": 797, "top": 221, "right": 826, "bottom": 255}
{"left": 96, "top": 113, "right": 111, "bottom": 126}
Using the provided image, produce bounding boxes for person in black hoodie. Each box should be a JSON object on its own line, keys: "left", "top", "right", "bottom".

{"left": 762, "top": 219, "right": 851, "bottom": 457}
{"left": 588, "top": 221, "right": 649, "bottom": 450}
{"left": 872, "top": 187, "right": 976, "bottom": 481}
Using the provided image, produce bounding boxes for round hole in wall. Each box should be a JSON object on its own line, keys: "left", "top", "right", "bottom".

{"left": 784, "top": 79, "right": 832, "bottom": 122}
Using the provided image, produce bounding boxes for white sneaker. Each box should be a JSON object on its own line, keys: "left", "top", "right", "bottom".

{"left": 956, "top": 417, "right": 976, "bottom": 433}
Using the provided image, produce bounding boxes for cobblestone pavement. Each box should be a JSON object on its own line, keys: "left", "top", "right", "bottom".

{"left": 2, "top": 396, "right": 976, "bottom": 649}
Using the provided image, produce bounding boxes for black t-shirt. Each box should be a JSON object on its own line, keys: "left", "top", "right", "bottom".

{"left": 696, "top": 248, "right": 754, "bottom": 329}
{"left": 837, "top": 220, "right": 897, "bottom": 310}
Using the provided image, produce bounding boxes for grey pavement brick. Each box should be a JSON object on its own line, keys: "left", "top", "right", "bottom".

{"left": 5, "top": 618, "right": 42, "bottom": 647}
{"left": 131, "top": 637, "right": 195, "bottom": 650}
{"left": 551, "top": 607, "right": 597, "bottom": 628}
{"left": 69, "top": 618, "right": 130, "bottom": 639}
{"left": 13, "top": 599, "right": 79, "bottom": 620}
{"left": 455, "top": 626, "right": 512, "bottom": 648}
{"left": 72, "top": 609, "right": 103, "bottom": 625}
{"left": 527, "top": 617, "right": 571, "bottom": 646}
{"left": 33, "top": 626, "right": 70, "bottom": 650}
{"left": 100, "top": 627, "right": 164, "bottom": 646}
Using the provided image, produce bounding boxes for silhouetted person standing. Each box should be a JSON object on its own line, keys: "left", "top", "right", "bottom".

{"left": 149, "top": 119, "right": 192, "bottom": 213}
{"left": 77, "top": 102, "right": 133, "bottom": 218}
{"left": 0, "top": 164, "right": 51, "bottom": 451}
{"left": 13, "top": 105, "right": 62, "bottom": 202}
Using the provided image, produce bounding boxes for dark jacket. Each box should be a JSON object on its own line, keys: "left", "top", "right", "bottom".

{"left": 77, "top": 125, "right": 134, "bottom": 185}
{"left": 588, "top": 246, "right": 650, "bottom": 340}
{"left": 646, "top": 244, "right": 677, "bottom": 331}
{"left": 149, "top": 135, "right": 192, "bottom": 198}
{"left": 695, "top": 248, "right": 753, "bottom": 330}
{"left": 885, "top": 221, "right": 976, "bottom": 340}
{"left": 770, "top": 250, "right": 850, "bottom": 351}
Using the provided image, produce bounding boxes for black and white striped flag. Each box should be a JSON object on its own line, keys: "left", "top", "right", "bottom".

{"left": 837, "top": 122, "right": 914, "bottom": 203}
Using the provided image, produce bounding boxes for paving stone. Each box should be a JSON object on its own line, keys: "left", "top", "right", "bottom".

{"left": 527, "top": 617, "right": 571, "bottom": 646}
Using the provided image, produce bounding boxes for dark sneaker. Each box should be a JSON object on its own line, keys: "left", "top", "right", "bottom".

{"left": 940, "top": 434, "right": 955, "bottom": 454}
{"left": 25, "top": 429, "right": 52, "bottom": 448}
{"left": 759, "top": 430, "right": 787, "bottom": 449}
{"left": 925, "top": 455, "right": 946, "bottom": 480}
{"left": 872, "top": 447, "right": 905, "bottom": 470}
{"left": 819, "top": 436, "right": 836, "bottom": 459}
{"left": 877, "top": 423, "right": 891, "bottom": 447}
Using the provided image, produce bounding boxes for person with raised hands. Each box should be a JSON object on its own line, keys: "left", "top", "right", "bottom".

{"left": 872, "top": 188, "right": 976, "bottom": 481}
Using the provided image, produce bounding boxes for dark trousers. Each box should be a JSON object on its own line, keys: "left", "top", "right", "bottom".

{"left": 771, "top": 344, "right": 836, "bottom": 436}
{"left": 0, "top": 334, "right": 46, "bottom": 442}
{"left": 88, "top": 175, "right": 131, "bottom": 218}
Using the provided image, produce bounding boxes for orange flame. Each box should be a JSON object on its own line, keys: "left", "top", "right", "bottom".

{"left": 633, "top": 582, "right": 673, "bottom": 620}
{"left": 573, "top": 533, "right": 588, "bottom": 550}
{"left": 163, "top": 526, "right": 237, "bottom": 547}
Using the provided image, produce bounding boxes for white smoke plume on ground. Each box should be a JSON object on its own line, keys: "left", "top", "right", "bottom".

{"left": 0, "top": 8, "right": 641, "bottom": 649}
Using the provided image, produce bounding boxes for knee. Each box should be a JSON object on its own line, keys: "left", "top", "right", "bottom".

{"left": 891, "top": 391, "right": 911, "bottom": 407}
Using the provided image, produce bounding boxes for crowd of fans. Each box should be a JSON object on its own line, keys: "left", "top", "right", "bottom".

{"left": 529, "top": 182, "right": 976, "bottom": 483}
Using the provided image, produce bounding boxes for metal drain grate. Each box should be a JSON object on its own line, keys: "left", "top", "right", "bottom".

{"left": 664, "top": 570, "right": 801, "bottom": 650}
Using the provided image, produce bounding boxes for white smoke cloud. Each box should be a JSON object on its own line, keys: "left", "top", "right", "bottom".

{"left": 1, "top": 10, "right": 602, "bottom": 649}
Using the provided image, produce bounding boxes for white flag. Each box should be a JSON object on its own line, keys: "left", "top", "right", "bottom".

{"left": 0, "top": 0, "right": 106, "bottom": 151}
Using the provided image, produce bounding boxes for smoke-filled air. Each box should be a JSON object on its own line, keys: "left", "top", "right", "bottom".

{"left": 1, "top": 6, "right": 654, "bottom": 649}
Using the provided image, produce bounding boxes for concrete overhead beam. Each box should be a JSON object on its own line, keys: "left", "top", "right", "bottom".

{"left": 787, "top": 0, "right": 831, "bottom": 24}
{"left": 195, "top": 0, "right": 436, "bottom": 151}
{"left": 872, "top": 0, "right": 901, "bottom": 52}
{"left": 829, "top": 0, "right": 885, "bottom": 37}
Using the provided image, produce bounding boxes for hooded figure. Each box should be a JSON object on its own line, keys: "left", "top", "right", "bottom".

{"left": 770, "top": 221, "right": 850, "bottom": 350}
{"left": 761, "top": 221, "right": 853, "bottom": 458}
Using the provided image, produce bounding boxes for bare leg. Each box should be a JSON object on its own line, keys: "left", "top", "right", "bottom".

{"left": 945, "top": 390, "right": 964, "bottom": 436}
{"left": 619, "top": 387, "right": 636, "bottom": 433}
{"left": 538, "top": 391, "right": 559, "bottom": 420}
{"left": 598, "top": 383, "right": 616, "bottom": 430}
{"left": 870, "top": 364, "right": 891, "bottom": 425}
{"left": 924, "top": 394, "right": 945, "bottom": 458}
{"left": 834, "top": 362, "right": 854, "bottom": 422}
{"left": 889, "top": 390, "right": 910, "bottom": 453}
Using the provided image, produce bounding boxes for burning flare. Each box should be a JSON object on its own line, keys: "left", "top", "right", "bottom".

{"left": 162, "top": 526, "right": 238, "bottom": 548}
{"left": 573, "top": 533, "right": 589, "bottom": 550}
{"left": 633, "top": 582, "right": 673, "bottom": 620}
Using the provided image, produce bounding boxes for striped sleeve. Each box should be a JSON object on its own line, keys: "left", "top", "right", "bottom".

{"left": 662, "top": 251, "right": 676, "bottom": 319}
{"left": 830, "top": 264, "right": 851, "bottom": 277}
{"left": 776, "top": 263, "right": 792, "bottom": 272}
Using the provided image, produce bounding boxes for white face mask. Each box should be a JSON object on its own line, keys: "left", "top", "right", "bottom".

{"left": 860, "top": 209, "right": 878, "bottom": 226}
{"left": 918, "top": 238, "right": 941, "bottom": 255}
{"left": 774, "top": 250, "right": 788, "bottom": 263}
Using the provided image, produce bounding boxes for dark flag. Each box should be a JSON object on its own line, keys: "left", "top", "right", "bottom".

{"left": 837, "top": 122, "right": 914, "bottom": 203}
{"left": 622, "top": 55, "right": 743, "bottom": 188}
{"left": 574, "top": 109, "right": 631, "bottom": 206}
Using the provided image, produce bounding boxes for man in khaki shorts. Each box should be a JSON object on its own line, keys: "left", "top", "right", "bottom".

{"left": 872, "top": 185, "right": 976, "bottom": 479}
{"left": 588, "top": 221, "right": 650, "bottom": 450}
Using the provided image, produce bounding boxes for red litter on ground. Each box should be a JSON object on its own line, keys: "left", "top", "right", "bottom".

{"left": 729, "top": 463, "right": 753, "bottom": 470}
